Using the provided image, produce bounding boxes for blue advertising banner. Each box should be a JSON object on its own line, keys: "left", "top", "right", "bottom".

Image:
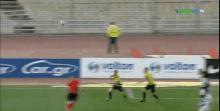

{"left": 0, "top": 58, "right": 80, "bottom": 78}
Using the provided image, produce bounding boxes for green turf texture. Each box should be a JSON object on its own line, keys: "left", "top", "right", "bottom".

{"left": 1, "top": 86, "right": 219, "bottom": 111}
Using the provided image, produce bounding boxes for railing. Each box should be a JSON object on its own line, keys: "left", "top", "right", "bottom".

{"left": 1, "top": 0, "right": 219, "bottom": 34}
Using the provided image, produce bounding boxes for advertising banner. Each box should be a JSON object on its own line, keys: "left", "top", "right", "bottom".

{"left": 142, "top": 58, "right": 203, "bottom": 79}
{"left": 206, "top": 59, "right": 219, "bottom": 79}
{"left": 0, "top": 58, "right": 80, "bottom": 78}
{"left": 81, "top": 58, "right": 143, "bottom": 78}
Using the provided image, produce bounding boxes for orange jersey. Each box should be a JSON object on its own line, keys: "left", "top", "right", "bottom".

{"left": 68, "top": 79, "right": 80, "bottom": 93}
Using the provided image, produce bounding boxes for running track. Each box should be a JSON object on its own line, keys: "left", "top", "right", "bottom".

{"left": 1, "top": 35, "right": 219, "bottom": 58}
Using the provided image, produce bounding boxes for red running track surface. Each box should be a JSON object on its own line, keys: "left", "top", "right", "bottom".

{"left": 1, "top": 35, "right": 219, "bottom": 58}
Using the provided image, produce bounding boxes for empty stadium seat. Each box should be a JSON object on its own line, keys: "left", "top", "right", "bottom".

{"left": 1, "top": 0, "right": 218, "bottom": 34}
{"left": 18, "top": 0, "right": 72, "bottom": 21}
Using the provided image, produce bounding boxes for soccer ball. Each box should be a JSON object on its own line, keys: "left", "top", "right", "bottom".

{"left": 60, "top": 20, "right": 65, "bottom": 26}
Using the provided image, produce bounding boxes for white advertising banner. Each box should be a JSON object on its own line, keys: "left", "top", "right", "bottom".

{"left": 143, "top": 58, "right": 203, "bottom": 79}
{"left": 81, "top": 58, "right": 143, "bottom": 78}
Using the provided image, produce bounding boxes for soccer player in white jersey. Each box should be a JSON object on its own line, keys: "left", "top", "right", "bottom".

{"left": 197, "top": 69, "right": 212, "bottom": 105}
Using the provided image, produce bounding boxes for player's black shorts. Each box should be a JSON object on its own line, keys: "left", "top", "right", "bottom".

{"left": 200, "top": 86, "right": 210, "bottom": 92}
{"left": 145, "top": 84, "right": 155, "bottom": 93}
{"left": 109, "top": 37, "right": 118, "bottom": 45}
{"left": 200, "top": 83, "right": 210, "bottom": 91}
{"left": 67, "top": 93, "right": 78, "bottom": 101}
{"left": 113, "top": 84, "right": 123, "bottom": 92}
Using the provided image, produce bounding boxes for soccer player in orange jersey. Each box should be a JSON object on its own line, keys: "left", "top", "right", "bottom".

{"left": 66, "top": 75, "right": 80, "bottom": 111}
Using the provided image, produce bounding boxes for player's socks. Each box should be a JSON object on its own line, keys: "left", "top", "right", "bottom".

{"left": 109, "top": 92, "right": 112, "bottom": 99}
{"left": 143, "top": 92, "right": 146, "bottom": 100}
{"left": 124, "top": 95, "right": 126, "bottom": 98}
{"left": 152, "top": 94, "right": 158, "bottom": 99}
{"left": 66, "top": 103, "right": 71, "bottom": 110}
{"left": 140, "top": 92, "right": 146, "bottom": 102}
{"left": 123, "top": 95, "right": 128, "bottom": 103}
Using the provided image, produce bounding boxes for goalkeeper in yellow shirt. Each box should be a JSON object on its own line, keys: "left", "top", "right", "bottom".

{"left": 140, "top": 67, "right": 159, "bottom": 102}
{"left": 106, "top": 22, "right": 121, "bottom": 54}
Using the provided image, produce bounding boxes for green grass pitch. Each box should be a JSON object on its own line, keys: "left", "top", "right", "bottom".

{"left": 1, "top": 85, "right": 219, "bottom": 111}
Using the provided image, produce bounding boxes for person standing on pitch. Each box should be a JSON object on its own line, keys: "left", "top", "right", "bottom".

{"left": 197, "top": 69, "right": 212, "bottom": 105}
{"left": 106, "top": 22, "right": 121, "bottom": 54}
{"left": 140, "top": 67, "right": 158, "bottom": 102}
{"left": 66, "top": 75, "right": 81, "bottom": 111}
{"left": 106, "top": 70, "right": 127, "bottom": 101}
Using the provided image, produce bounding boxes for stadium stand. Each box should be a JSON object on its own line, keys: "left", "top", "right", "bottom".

{"left": 18, "top": 0, "right": 72, "bottom": 21}
{"left": 1, "top": 11, "right": 14, "bottom": 34}
{"left": 0, "top": 0, "right": 219, "bottom": 34}
{"left": 0, "top": 0, "right": 34, "bottom": 33}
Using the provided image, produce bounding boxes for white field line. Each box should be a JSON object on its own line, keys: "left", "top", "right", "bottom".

{"left": 133, "top": 98, "right": 219, "bottom": 100}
